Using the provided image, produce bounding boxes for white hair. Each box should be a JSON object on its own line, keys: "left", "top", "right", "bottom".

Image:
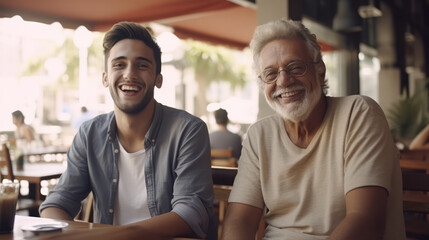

{"left": 250, "top": 18, "right": 328, "bottom": 94}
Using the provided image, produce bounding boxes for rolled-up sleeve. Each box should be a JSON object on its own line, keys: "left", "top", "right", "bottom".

{"left": 171, "top": 120, "right": 213, "bottom": 238}
{"left": 39, "top": 128, "right": 91, "bottom": 217}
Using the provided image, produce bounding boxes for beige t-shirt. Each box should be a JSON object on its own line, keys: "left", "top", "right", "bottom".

{"left": 229, "top": 95, "right": 405, "bottom": 240}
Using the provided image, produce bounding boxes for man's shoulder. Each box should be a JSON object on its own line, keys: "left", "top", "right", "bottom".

{"left": 329, "top": 95, "right": 384, "bottom": 115}
{"left": 227, "top": 130, "right": 242, "bottom": 140}
{"left": 210, "top": 129, "right": 240, "bottom": 138}
{"left": 80, "top": 111, "right": 113, "bottom": 129}
{"left": 330, "top": 95, "right": 377, "bottom": 106}
{"left": 160, "top": 103, "right": 204, "bottom": 125}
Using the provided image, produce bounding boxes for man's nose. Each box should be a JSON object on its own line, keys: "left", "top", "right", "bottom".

{"left": 123, "top": 65, "right": 137, "bottom": 80}
{"left": 276, "top": 68, "right": 292, "bottom": 86}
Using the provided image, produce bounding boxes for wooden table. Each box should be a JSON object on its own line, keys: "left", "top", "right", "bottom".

{"left": 23, "top": 147, "right": 68, "bottom": 163}
{"left": 400, "top": 158, "right": 429, "bottom": 173}
{"left": 14, "top": 163, "right": 67, "bottom": 201}
{"left": 0, "top": 216, "right": 201, "bottom": 240}
{"left": 0, "top": 215, "right": 110, "bottom": 240}
{"left": 24, "top": 146, "right": 68, "bottom": 156}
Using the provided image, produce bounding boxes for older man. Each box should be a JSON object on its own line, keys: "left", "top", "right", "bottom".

{"left": 222, "top": 19, "right": 405, "bottom": 240}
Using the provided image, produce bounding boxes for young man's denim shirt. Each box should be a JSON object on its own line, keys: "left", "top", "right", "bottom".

{"left": 40, "top": 101, "right": 214, "bottom": 238}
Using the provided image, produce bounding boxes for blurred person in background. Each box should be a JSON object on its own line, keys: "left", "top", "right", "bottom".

{"left": 12, "top": 110, "right": 36, "bottom": 143}
{"left": 409, "top": 124, "right": 429, "bottom": 149}
{"left": 72, "top": 106, "right": 95, "bottom": 130}
{"left": 209, "top": 108, "right": 242, "bottom": 160}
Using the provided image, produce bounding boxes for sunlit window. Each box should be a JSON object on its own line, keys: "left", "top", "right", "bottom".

{"left": 359, "top": 46, "right": 380, "bottom": 102}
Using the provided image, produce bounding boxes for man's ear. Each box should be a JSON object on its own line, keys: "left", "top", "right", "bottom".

{"left": 155, "top": 74, "right": 163, "bottom": 88}
{"left": 102, "top": 72, "right": 109, "bottom": 87}
{"left": 319, "top": 72, "right": 326, "bottom": 85}
{"left": 318, "top": 62, "right": 326, "bottom": 85}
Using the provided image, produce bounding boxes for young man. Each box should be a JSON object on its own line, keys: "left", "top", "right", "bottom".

{"left": 222, "top": 18, "right": 405, "bottom": 240}
{"left": 40, "top": 22, "right": 214, "bottom": 239}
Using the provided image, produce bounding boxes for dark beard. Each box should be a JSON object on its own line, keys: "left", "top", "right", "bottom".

{"left": 123, "top": 86, "right": 154, "bottom": 115}
{"left": 110, "top": 83, "right": 155, "bottom": 115}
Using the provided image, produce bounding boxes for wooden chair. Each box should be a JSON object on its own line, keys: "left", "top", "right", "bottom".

{"left": 0, "top": 144, "right": 14, "bottom": 181}
{"left": 74, "top": 191, "right": 94, "bottom": 222}
{"left": 211, "top": 166, "right": 265, "bottom": 239}
{"left": 0, "top": 143, "right": 43, "bottom": 215}
{"left": 211, "top": 149, "right": 237, "bottom": 167}
{"left": 402, "top": 172, "right": 429, "bottom": 239}
{"left": 211, "top": 165, "right": 237, "bottom": 237}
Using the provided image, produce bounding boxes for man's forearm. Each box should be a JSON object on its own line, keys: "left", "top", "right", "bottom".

{"left": 40, "top": 207, "right": 73, "bottom": 220}
{"left": 222, "top": 221, "right": 259, "bottom": 240}
{"left": 129, "top": 212, "right": 194, "bottom": 237}
{"left": 38, "top": 210, "right": 195, "bottom": 240}
{"left": 328, "top": 213, "right": 384, "bottom": 240}
{"left": 221, "top": 203, "right": 262, "bottom": 240}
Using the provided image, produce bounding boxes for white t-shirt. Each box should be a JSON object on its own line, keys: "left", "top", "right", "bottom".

{"left": 113, "top": 141, "right": 151, "bottom": 225}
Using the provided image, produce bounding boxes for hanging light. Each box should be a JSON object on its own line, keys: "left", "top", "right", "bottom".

{"left": 358, "top": 0, "right": 382, "bottom": 18}
{"left": 333, "top": 0, "right": 362, "bottom": 32}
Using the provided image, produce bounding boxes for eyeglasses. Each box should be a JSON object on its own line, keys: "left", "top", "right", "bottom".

{"left": 258, "top": 60, "right": 319, "bottom": 84}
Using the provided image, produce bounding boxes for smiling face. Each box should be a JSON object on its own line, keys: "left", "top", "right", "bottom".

{"left": 102, "top": 39, "right": 162, "bottom": 115}
{"left": 258, "top": 38, "right": 324, "bottom": 122}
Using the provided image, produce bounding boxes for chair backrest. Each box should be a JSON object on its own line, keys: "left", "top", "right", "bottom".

{"left": 211, "top": 149, "right": 233, "bottom": 158}
{"left": 211, "top": 149, "right": 237, "bottom": 167}
{"left": 1, "top": 143, "right": 42, "bottom": 214}
{"left": 212, "top": 166, "right": 237, "bottom": 186}
{"left": 0, "top": 143, "right": 15, "bottom": 181}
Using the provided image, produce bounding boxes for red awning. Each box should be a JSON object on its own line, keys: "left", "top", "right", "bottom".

{"left": 0, "top": 0, "right": 257, "bottom": 49}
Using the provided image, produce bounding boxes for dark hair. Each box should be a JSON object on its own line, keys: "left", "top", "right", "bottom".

{"left": 12, "top": 110, "right": 24, "bottom": 121}
{"left": 214, "top": 108, "right": 228, "bottom": 125}
{"left": 103, "top": 22, "right": 162, "bottom": 74}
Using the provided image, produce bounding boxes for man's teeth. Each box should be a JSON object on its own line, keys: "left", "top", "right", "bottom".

{"left": 121, "top": 85, "right": 139, "bottom": 91}
{"left": 280, "top": 90, "right": 300, "bottom": 97}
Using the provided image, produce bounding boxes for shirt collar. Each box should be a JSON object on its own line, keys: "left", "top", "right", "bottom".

{"left": 106, "top": 101, "right": 164, "bottom": 147}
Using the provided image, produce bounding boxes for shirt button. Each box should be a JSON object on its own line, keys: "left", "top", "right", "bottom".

{"left": 113, "top": 179, "right": 117, "bottom": 183}
{"left": 152, "top": 139, "right": 155, "bottom": 143}
{"left": 114, "top": 149, "right": 119, "bottom": 153}
{"left": 109, "top": 209, "right": 113, "bottom": 213}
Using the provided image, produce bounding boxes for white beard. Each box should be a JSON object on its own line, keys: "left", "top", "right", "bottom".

{"left": 266, "top": 85, "right": 322, "bottom": 123}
